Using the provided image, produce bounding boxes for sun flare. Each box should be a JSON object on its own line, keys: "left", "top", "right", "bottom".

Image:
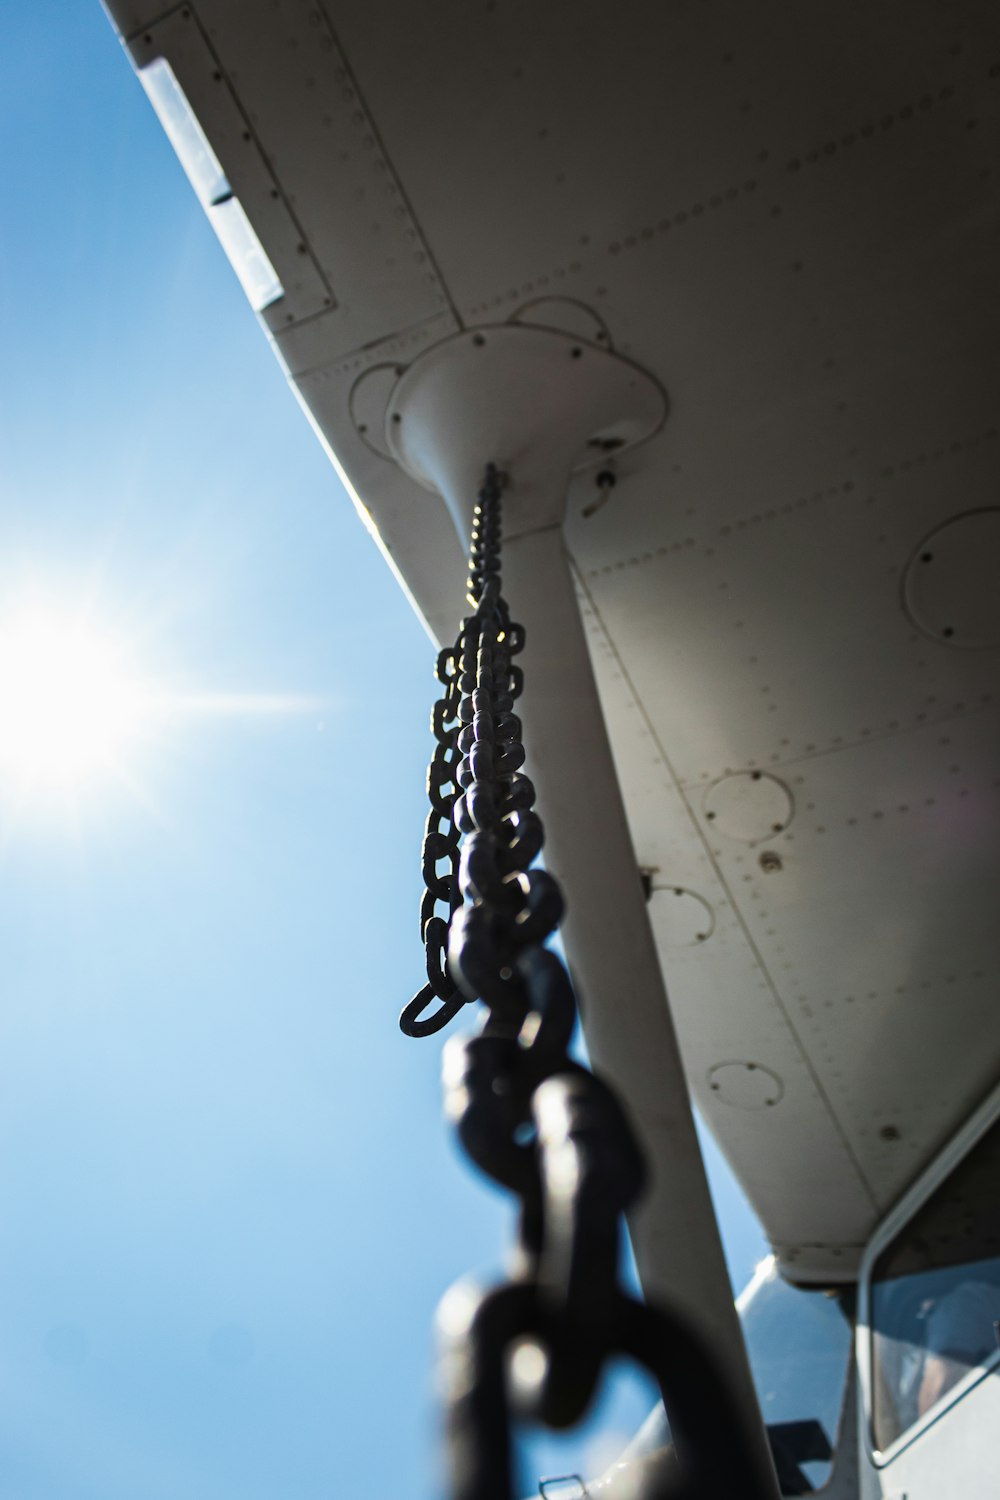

{"left": 0, "top": 608, "right": 153, "bottom": 791}
{"left": 0, "top": 596, "right": 319, "bottom": 814}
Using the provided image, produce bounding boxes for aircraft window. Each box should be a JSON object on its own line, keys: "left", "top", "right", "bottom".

{"left": 869, "top": 1115, "right": 1000, "bottom": 1454}
{"left": 739, "top": 1258, "right": 853, "bottom": 1493}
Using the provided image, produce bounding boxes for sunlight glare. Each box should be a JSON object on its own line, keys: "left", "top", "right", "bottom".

{"left": 0, "top": 609, "right": 153, "bottom": 790}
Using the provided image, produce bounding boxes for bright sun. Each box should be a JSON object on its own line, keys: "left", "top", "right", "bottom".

{"left": 0, "top": 608, "right": 153, "bottom": 791}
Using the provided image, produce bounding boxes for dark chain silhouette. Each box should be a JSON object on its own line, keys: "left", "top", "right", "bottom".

{"left": 402, "top": 465, "right": 774, "bottom": 1499}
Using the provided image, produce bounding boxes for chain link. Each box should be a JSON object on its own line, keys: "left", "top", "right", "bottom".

{"left": 402, "top": 465, "right": 775, "bottom": 1499}
{"left": 400, "top": 464, "right": 523, "bottom": 1038}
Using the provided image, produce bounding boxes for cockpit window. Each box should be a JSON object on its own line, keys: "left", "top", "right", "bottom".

{"left": 582, "top": 1261, "right": 853, "bottom": 1496}
{"left": 739, "top": 1258, "right": 854, "bottom": 1493}
{"left": 869, "top": 1116, "right": 1000, "bottom": 1453}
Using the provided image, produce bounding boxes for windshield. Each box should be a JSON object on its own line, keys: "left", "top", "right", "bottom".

{"left": 739, "top": 1258, "right": 854, "bottom": 1493}
{"left": 593, "top": 1258, "right": 854, "bottom": 1496}
{"left": 868, "top": 1116, "right": 1000, "bottom": 1453}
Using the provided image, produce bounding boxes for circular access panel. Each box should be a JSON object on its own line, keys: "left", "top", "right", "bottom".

{"left": 649, "top": 886, "right": 715, "bottom": 946}
{"left": 903, "top": 508, "right": 1000, "bottom": 647}
{"left": 707, "top": 1061, "right": 784, "bottom": 1110}
{"left": 703, "top": 771, "right": 793, "bottom": 842}
{"left": 349, "top": 363, "right": 402, "bottom": 459}
{"left": 508, "top": 296, "right": 611, "bottom": 347}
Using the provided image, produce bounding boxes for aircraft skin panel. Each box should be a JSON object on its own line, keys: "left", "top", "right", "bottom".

{"left": 579, "top": 573, "right": 1000, "bottom": 1273}
{"left": 123, "top": 2, "right": 455, "bottom": 352}
{"left": 103, "top": 0, "right": 1000, "bottom": 1279}
{"left": 319, "top": 1, "right": 990, "bottom": 328}
{"left": 576, "top": 577, "right": 880, "bottom": 1272}
{"left": 284, "top": 313, "right": 467, "bottom": 648}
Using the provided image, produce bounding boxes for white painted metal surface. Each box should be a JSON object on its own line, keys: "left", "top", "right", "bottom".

{"left": 104, "top": 0, "right": 1000, "bottom": 1288}
{"left": 384, "top": 321, "right": 665, "bottom": 536}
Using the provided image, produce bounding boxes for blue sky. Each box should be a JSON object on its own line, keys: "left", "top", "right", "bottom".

{"left": 0, "top": 5, "right": 765, "bottom": 1496}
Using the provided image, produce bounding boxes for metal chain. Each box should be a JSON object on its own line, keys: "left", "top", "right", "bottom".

{"left": 401, "top": 465, "right": 775, "bottom": 1500}
{"left": 400, "top": 463, "right": 525, "bottom": 1039}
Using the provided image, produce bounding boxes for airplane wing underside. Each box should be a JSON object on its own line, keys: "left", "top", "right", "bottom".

{"left": 105, "top": 0, "right": 1000, "bottom": 1280}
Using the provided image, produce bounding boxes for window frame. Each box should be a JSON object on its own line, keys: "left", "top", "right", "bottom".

{"left": 857, "top": 1078, "right": 1000, "bottom": 1466}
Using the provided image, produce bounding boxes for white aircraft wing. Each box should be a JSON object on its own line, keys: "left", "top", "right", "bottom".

{"left": 104, "top": 0, "right": 1000, "bottom": 1283}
